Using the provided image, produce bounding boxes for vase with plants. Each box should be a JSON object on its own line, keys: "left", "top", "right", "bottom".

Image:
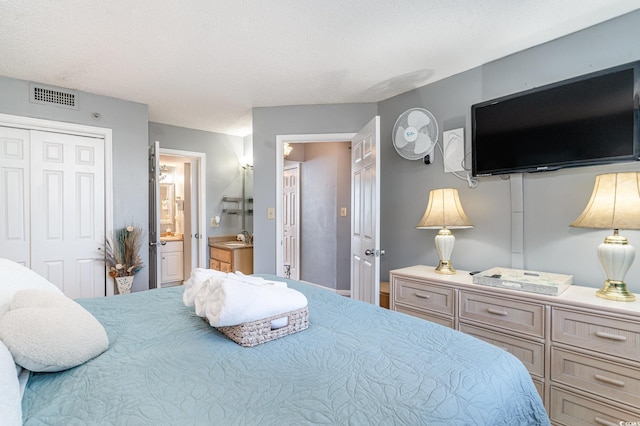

{"left": 105, "top": 225, "right": 144, "bottom": 294}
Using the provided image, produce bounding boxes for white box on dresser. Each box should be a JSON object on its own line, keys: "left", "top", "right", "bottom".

{"left": 390, "top": 265, "right": 640, "bottom": 425}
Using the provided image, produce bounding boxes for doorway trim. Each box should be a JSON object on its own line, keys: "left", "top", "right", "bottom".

{"left": 0, "top": 112, "right": 114, "bottom": 294}
{"left": 158, "top": 148, "right": 207, "bottom": 269}
{"left": 275, "top": 133, "right": 355, "bottom": 292}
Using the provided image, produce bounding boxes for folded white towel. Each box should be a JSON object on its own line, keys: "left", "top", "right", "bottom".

{"left": 230, "top": 272, "right": 288, "bottom": 288}
{"left": 201, "top": 276, "right": 307, "bottom": 327}
{"left": 182, "top": 268, "right": 227, "bottom": 307}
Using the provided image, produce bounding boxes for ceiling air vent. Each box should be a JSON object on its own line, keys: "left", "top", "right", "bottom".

{"left": 29, "top": 84, "right": 78, "bottom": 110}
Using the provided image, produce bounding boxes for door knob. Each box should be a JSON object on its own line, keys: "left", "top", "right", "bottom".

{"left": 364, "top": 249, "right": 375, "bottom": 256}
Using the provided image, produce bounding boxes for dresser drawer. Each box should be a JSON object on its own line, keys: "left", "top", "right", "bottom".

{"left": 219, "top": 261, "right": 233, "bottom": 273}
{"left": 395, "top": 305, "right": 454, "bottom": 328}
{"left": 550, "top": 386, "right": 639, "bottom": 425}
{"left": 532, "top": 379, "right": 544, "bottom": 402}
{"left": 552, "top": 308, "right": 640, "bottom": 362}
{"left": 551, "top": 347, "right": 640, "bottom": 409}
{"left": 459, "top": 291, "right": 544, "bottom": 338}
{"left": 210, "top": 247, "right": 232, "bottom": 263}
{"left": 209, "top": 259, "right": 220, "bottom": 270}
{"left": 460, "top": 323, "right": 544, "bottom": 377}
{"left": 393, "top": 277, "right": 454, "bottom": 317}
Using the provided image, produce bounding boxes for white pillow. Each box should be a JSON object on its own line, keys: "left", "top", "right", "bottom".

{"left": 0, "top": 339, "right": 22, "bottom": 426}
{"left": 0, "top": 290, "right": 109, "bottom": 372}
{"left": 0, "top": 258, "right": 63, "bottom": 319}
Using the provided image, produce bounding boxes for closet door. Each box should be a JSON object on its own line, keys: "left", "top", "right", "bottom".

{"left": 30, "top": 131, "right": 105, "bottom": 298}
{"left": 0, "top": 127, "right": 30, "bottom": 266}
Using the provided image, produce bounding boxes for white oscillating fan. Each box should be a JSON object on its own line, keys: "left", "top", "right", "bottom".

{"left": 392, "top": 108, "right": 438, "bottom": 162}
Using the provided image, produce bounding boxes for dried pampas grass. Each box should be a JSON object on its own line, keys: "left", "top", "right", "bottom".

{"left": 105, "top": 225, "right": 144, "bottom": 278}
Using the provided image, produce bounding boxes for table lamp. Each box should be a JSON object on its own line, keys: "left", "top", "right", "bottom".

{"left": 571, "top": 172, "right": 640, "bottom": 302}
{"left": 416, "top": 188, "right": 473, "bottom": 274}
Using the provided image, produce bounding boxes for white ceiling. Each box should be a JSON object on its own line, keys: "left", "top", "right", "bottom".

{"left": 1, "top": 1, "right": 639, "bottom": 137}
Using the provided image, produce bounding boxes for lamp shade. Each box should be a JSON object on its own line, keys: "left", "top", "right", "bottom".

{"left": 571, "top": 172, "right": 640, "bottom": 230}
{"left": 416, "top": 188, "right": 473, "bottom": 229}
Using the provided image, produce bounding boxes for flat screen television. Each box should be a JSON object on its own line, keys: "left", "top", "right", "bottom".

{"left": 471, "top": 62, "right": 640, "bottom": 177}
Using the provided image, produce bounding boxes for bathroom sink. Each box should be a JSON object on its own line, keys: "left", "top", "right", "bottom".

{"left": 222, "top": 242, "right": 248, "bottom": 247}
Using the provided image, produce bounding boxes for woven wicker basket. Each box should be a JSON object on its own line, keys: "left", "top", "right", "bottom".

{"left": 215, "top": 306, "right": 308, "bottom": 347}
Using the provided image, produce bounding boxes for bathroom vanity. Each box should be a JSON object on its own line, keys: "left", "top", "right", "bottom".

{"left": 160, "top": 234, "right": 184, "bottom": 285}
{"left": 208, "top": 237, "right": 253, "bottom": 274}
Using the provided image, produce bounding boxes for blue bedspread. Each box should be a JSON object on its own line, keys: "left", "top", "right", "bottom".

{"left": 23, "top": 277, "right": 549, "bottom": 425}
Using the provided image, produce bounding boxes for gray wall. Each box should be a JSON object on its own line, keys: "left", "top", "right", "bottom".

{"left": 149, "top": 122, "right": 248, "bottom": 237}
{"left": 253, "top": 10, "right": 640, "bottom": 293}
{"left": 0, "top": 75, "right": 150, "bottom": 292}
{"left": 298, "top": 142, "right": 351, "bottom": 290}
{"left": 252, "top": 103, "right": 379, "bottom": 274}
{"left": 379, "top": 10, "right": 640, "bottom": 292}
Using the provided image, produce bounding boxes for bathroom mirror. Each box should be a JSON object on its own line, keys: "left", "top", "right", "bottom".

{"left": 160, "top": 183, "right": 175, "bottom": 225}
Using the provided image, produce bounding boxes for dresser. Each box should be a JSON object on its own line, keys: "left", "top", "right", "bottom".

{"left": 390, "top": 265, "right": 640, "bottom": 424}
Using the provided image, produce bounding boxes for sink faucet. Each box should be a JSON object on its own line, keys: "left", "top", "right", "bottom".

{"left": 241, "top": 230, "right": 253, "bottom": 244}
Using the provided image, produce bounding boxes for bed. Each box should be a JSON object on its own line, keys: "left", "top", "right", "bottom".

{"left": 18, "top": 274, "right": 549, "bottom": 425}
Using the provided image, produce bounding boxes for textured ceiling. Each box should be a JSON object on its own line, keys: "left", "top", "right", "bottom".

{"left": 1, "top": 1, "right": 639, "bottom": 136}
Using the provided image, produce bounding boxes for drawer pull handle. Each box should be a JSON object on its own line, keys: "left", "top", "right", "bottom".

{"left": 595, "top": 331, "right": 627, "bottom": 342}
{"left": 414, "top": 293, "right": 431, "bottom": 300}
{"left": 594, "top": 374, "right": 625, "bottom": 387}
{"left": 487, "top": 308, "right": 508, "bottom": 316}
{"left": 594, "top": 417, "right": 619, "bottom": 426}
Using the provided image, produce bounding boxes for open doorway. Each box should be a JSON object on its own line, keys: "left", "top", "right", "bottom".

{"left": 276, "top": 133, "right": 355, "bottom": 296}
{"left": 275, "top": 117, "right": 381, "bottom": 304}
{"left": 150, "top": 147, "right": 207, "bottom": 288}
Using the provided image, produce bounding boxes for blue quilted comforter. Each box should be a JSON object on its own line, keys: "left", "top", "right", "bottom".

{"left": 23, "top": 277, "right": 549, "bottom": 425}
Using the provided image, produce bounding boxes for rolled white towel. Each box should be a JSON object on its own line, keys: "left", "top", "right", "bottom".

{"left": 193, "top": 277, "right": 218, "bottom": 318}
{"left": 183, "top": 268, "right": 227, "bottom": 307}
{"left": 201, "top": 276, "right": 307, "bottom": 327}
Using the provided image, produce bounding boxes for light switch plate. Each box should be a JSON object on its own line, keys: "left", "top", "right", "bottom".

{"left": 267, "top": 207, "right": 275, "bottom": 219}
{"left": 340, "top": 207, "right": 347, "bottom": 217}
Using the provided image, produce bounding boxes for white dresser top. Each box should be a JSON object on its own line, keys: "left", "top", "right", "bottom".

{"left": 390, "top": 265, "right": 640, "bottom": 317}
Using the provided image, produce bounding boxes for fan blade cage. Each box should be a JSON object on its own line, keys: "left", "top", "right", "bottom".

{"left": 392, "top": 108, "right": 439, "bottom": 160}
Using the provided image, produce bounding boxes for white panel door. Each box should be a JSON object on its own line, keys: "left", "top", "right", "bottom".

{"left": 148, "top": 141, "right": 161, "bottom": 289}
{"left": 283, "top": 164, "right": 300, "bottom": 280}
{"left": 30, "top": 130, "right": 105, "bottom": 298}
{"left": 183, "top": 161, "right": 195, "bottom": 279}
{"left": 351, "top": 117, "right": 380, "bottom": 305}
{"left": 0, "top": 127, "right": 31, "bottom": 266}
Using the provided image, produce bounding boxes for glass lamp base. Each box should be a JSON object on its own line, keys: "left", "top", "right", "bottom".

{"left": 597, "top": 233, "right": 636, "bottom": 302}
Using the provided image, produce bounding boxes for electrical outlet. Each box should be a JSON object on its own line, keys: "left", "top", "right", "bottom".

{"left": 267, "top": 207, "right": 275, "bottom": 219}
